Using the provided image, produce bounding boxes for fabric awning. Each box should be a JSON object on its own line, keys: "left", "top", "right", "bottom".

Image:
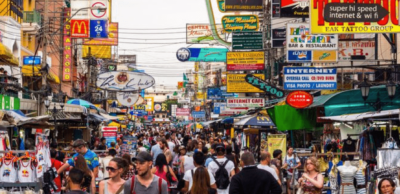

{"left": 0, "top": 43, "right": 19, "bottom": 66}
{"left": 3, "top": 110, "right": 51, "bottom": 125}
{"left": 21, "top": 65, "right": 60, "bottom": 84}
{"left": 88, "top": 113, "right": 110, "bottom": 123}
{"left": 319, "top": 109, "right": 400, "bottom": 122}
{"left": 100, "top": 113, "right": 119, "bottom": 120}
{"left": 235, "top": 115, "right": 276, "bottom": 127}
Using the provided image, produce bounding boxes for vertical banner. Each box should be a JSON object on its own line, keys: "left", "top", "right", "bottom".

{"left": 267, "top": 134, "right": 287, "bottom": 158}
{"left": 63, "top": 8, "right": 72, "bottom": 81}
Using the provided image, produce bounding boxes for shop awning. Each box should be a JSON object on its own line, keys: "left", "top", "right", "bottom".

{"left": 319, "top": 109, "right": 400, "bottom": 122}
{"left": 235, "top": 115, "right": 276, "bottom": 127}
{"left": 0, "top": 43, "right": 19, "bottom": 66}
{"left": 88, "top": 113, "right": 110, "bottom": 123}
{"left": 100, "top": 113, "right": 119, "bottom": 120}
{"left": 21, "top": 65, "right": 60, "bottom": 84}
{"left": 3, "top": 110, "right": 51, "bottom": 125}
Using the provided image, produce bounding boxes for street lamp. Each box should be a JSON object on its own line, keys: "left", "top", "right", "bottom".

{"left": 358, "top": 77, "right": 397, "bottom": 112}
{"left": 386, "top": 79, "right": 397, "bottom": 100}
{"left": 44, "top": 98, "right": 50, "bottom": 114}
{"left": 359, "top": 78, "right": 370, "bottom": 101}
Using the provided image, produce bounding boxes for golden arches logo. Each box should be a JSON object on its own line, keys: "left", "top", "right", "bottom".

{"left": 257, "top": 116, "right": 270, "bottom": 121}
{"left": 72, "top": 21, "right": 88, "bottom": 35}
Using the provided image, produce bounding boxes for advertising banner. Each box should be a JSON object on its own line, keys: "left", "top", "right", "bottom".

{"left": 84, "top": 22, "right": 118, "bottom": 46}
{"left": 338, "top": 40, "right": 375, "bottom": 65}
{"left": 71, "top": 19, "right": 89, "bottom": 38}
{"left": 286, "top": 23, "right": 338, "bottom": 50}
{"left": 176, "top": 48, "right": 228, "bottom": 62}
{"left": 283, "top": 67, "right": 337, "bottom": 90}
{"left": 227, "top": 74, "right": 264, "bottom": 93}
{"left": 225, "top": 0, "right": 263, "bottom": 11}
{"left": 90, "top": 20, "right": 108, "bottom": 38}
{"left": 280, "top": 0, "right": 309, "bottom": 17}
{"left": 101, "top": 126, "right": 118, "bottom": 148}
{"left": 63, "top": 8, "right": 72, "bottom": 81}
{"left": 312, "top": 50, "right": 338, "bottom": 62}
{"left": 226, "top": 98, "right": 265, "bottom": 108}
{"left": 192, "top": 111, "right": 206, "bottom": 118}
{"left": 310, "top": 0, "right": 399, "bottom": 34}
{"left": 232, "top": 32, "right": 263, "bottom": 50}
{"left": 154, "top": 102, "right": 166, "bottom": 113}
{"left": 287, "top": 51, "right": 312, "bottom": 62}
{"left": 186, "top": 24, "right": 225, "bottom": 44}
{"left": 121, "top": 136, "right": 137, "bottom": 156}
{"left": 272, "top": 28, "right": 286, "bottom": 48}
{"left": 227, "top": 51, "right": 265, "bottom": 71}
{"left": 221, "top": 15, "right": 259, "bottom": 32}
{"left": 82, "top": 45, "right": 111, "bottom": 58}
{"left": 96, "top": 71, "right": 155, "bottom": 91}
{"left": 267, "top": 134, "right": 287, "bottom": 159}
{"left": 176, "top": 108, "right": 190, "bottom": 116}
{"left": 23, "top": 56, "right": 41, "bottom": 65}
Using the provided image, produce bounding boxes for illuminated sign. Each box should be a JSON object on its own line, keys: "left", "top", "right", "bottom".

{"left": 221, "top": 15, "right": 259, "bottom": 32}
{"left": 286, "top": 91, "right": 314, "bottom": 109}
{"left": 71, "top": 19, "right": 89, "bottom": 38}
{"left": 63, "top": 8, "right": 72, "bottom": 81}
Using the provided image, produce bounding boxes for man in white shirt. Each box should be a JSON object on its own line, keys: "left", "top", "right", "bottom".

{"left": 257, "top": 151, "right": 281, "bottom": 185}
{"left": 207, "top": 144, "right": 235, "bottom": 194}
{"left": 182, "top": 152, "right": 217, "bottom": 193}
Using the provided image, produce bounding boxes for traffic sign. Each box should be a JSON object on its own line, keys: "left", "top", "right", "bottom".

{"left": 232, "top": 32, "right": 263, "bottom": 50}
{"left": 324, "top": 3, "right": 388, "bottom": 22}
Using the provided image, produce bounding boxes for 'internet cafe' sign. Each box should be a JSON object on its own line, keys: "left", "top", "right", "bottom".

{"left": 245, "top": 74, "right": 284, "bottom": 98}
{"left": 222, "top": 15, "right": 259, "bottom": 32}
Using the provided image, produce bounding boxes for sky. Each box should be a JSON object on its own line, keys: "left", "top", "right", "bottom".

{"left": 112, "top": 0, "right": 226, "bottom": 86}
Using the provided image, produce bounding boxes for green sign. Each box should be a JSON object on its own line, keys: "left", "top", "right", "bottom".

{"left": 108, "top": 65, "right": 116, "bottom": 71}
{"left": 221, "top": 15, "right": 259, "bottom": 32}
{"left": 0, "top": 95, "right": 20, "bottom": 110}
{"left": 232, "top": 32, "right": 263, "bottom": 50}
{"left": 217, "top": 0, "right": 225, "bottom": 12}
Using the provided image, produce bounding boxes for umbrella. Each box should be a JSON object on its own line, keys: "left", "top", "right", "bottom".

{"left": 67, "top": 99, "right": 98, "bottom": 109}
{"left": 235, "top": 115, "right": 275, "bottom": 127}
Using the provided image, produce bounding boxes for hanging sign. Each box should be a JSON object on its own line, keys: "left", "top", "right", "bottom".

{"left": 70, "top": 19, "right": 89, "bottom": 38}
{"left": 96, "top": 71, "right": 155, "bottom": 91}
{"left": 217, "top": 0, "right": 225, "bottom": 12}
{"left": 90, "top": 20, "right": 108, "bottom": 38}
{"left": 232, "top": 32, "right": 263, "bottom": 50}
{"left": 225, "top": 0, "right": 263, "bottom": 11}
{"left": 227, "top": 51, "right": 265, "bottom": 71}
{"left": 310, "top": 0, "right": 400, "bottom": 34}
{"left": 280, "top": 0, "right": 309, "bottom": 17}
{"left": 186, "top": 24, "right": 225, "bottom": 44}
{"left": 283, "top": 67, "right": 337, "bottom": 90}
{"left": 286, "top": 23, "right": 338, "bottom": 50}
{"left": 221, "top": 15, "right": 259, "bottom": 32}
{"left": 144, "top": 97, "right": 154, "bottom": 111}
{"left": 272, "top": 28, "right": 286, "bottom": 48}
{"left": 117, "top": 92, "right": 139, "bottom": 106}
{"left": 176, "top": 48, "right": 228, "bottom": 62}
{"left": 227, "top": 74, "right": 265, "bottom": 93}
{"left": 286, "top": 91, "right": 314, "bottom": 109}
{"left": 63, "top": 8, "right": 72, "bottom": 81}
{"left": 287, "top": 51, "right": 312, "bottom": 62}
{"left": 176, "top": 108, "right": 190, "bottom": 116}
{"left": 245, "top": 74, "right": 285, "bottom": 98}
{"left": 226, "top": 98, "right": 265, "bottom": 108}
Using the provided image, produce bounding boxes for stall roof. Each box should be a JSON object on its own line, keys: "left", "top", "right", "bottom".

{"left": 3, "top": 110, "right": 51, "bottom": 126}
{"left": 319, "top": 109, "right": 400, "bottom": 122}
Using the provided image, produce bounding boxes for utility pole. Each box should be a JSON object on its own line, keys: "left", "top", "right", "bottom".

{"left": 264, "top": 0, "right": 273, "bottom": 83}
{"left": 39, "top": 0, "right": 49, "bottom": 115}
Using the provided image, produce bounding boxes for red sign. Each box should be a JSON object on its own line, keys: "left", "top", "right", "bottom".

{"left": 286, "top": 91, "right": 313, "bottom": 109}
{"left": 176, "top": 108, "right": 190, "bottom": 116}
{"left": 63, "top": 8, "right": 72, "bottom": 81}
{"left": 71, "top": 19, "right": 89, "bottom": 38}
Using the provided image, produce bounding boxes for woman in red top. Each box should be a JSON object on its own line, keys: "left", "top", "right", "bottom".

{"left": 151, "top": 153, "right": 177, "bottom": 192}
{"left": 50, "top": 150, "right": 63, "bottom": 194}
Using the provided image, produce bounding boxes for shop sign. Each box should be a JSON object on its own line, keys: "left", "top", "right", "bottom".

{"left": 108, "top": 64, "right": 116, "bottom": 71}
{"left": 116, "top": 92, "right": 139, "bottom": 107}
{"left": 71, "top": 19, "right": 89, "bottom": 38}
{"left": 227, "top": 74, "right": 265, "bottom": 93}
{"left": 267, "top": 134, "right": 287, "bottom": 160}
{"left": 286, "top": 91, "right": 314, "bottom": 109}
{"left": 186, "top": 24, "right": 225, "bottom": 44}
{"left": 176, "top": 48, "right": 228, "bottom": 62}
{"left": 176, "top": 108, "right": 190, "bottom": 116}
{"left": 245, "top": 74, "right": 285, "bottom": 98}
{"left": 207, "top": 88, "right": 222, "bottom": 100}
{"left": 287, "top": 51, "right": 312, "bottom": 62}
{"left": 82, "top": 45, "right": 111, "bottom": 59}
{"left": 0, "top": 95, "right": 20, "bottom": 110}
{"left": 101, "top": 126, "right": 118, "bottom": 131}
{"left": 178, "top": 98, "right": 190, "bottom": 104}
{"left": 23, "top": 56, "right": 41, "bottom": 65}
{"left": 214, "top": 102, "right": 246, "bottom": 116}
{"left": 96, "top": 71, "right": 155, "bottom": 91}
{"left": 63, "top": 8, "right": 72, "bottom": 81}
{"left": 338, "top": 40, "right": 375, "bottom": 65}
{"left": 90, "top": 0, "right": 108, "bottom": 19}
{"left": 310, "top": 0, "right": 400, "bottom": 34}
{"left": 232, "top": 32, "right": 263, "bottom": 50}
{"left": 217, "top": 0, "right": 225, "bottom": 12}
{"left": 227, "top": 51, "right": 264, "bottom": 71}
{"left": 171, "top": 104, "right": 177, "bottom": 117}
{"left": 312, "top": 50, "right": 338, "bottom": 62}
{"left": 90, "top": 20, "right": 108, "bottom": 38}
{"left": 283, "top": 67, "right": 337, "bottom": 90}
{"left": 280, "top": 0, "right": 309, "bottom": 17}
{"left": 84, "top": 22, "right": 118, "bottom": 46}
{"left": 102, "top": 131, "right": 117, "bottom": 148}
{"left": 272, "top": 28, "right": 286, "bottom": 48}
{"left": 71, "top": 0, "right": 89, "bottom": 19}
{"left": 144, "top": 97, "right": 154, "bottom": 111}
{"left": 221, "top": 15, "right": 259, "bottom": 32}
{"left": 154, "top": 102, "right": 168, "bottom": 113}
{"left": 226, "top": 98, "right": 265, "bottom": 108}
{"left": 286, "top": 23, "right": 338, "bottom": 50}
{"left": 225, "top": 0, "right": 263, "bottom": 11}
{"left": 192, "top": 111, "right": 206, "bottom": 118}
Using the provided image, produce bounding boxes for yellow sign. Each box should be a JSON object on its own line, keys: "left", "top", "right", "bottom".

{"left": 227, "top": 51, "right": 264, "bottom": 71}
{"left": 144, "top": 97, "right": 154, "bottom": 111}
{"left": 82, "top": 46, "right": 111, "bottom": 58}
{"left": 194, "top": 74, "right": 199, "bottom": 86}
{"left": 227, "top": 74, "right": 264, "bottom": 93}
{"left": 194, "top": 62, "right": 199, "bottom": 72}
{"left": 310, "top": 0, "right": 399, "bottom": 34}
{"left": 267, "top": 134, "right": 287, "bottom": 158}
{"left": 312, "top": 50, "right": 337, "bottom": 62}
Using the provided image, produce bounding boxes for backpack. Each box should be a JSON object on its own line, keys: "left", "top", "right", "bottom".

{"left": 212, "top": 157, "right": 230, "bottom": 190}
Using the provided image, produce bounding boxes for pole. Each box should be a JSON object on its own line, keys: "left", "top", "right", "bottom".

{"left": 87, "top": 47, "right": 91, "bottom": 93}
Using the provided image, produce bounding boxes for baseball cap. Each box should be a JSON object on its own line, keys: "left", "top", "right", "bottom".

{"left": 132, "top": 151, "right": 153, "bottom": 162}
{"left": 216, "top": 144, "right": 225, "bottom": 152}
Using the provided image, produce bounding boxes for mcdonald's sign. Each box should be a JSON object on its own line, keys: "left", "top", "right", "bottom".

{"left": 71, "top": 19, "right": 89, "bottom": 38}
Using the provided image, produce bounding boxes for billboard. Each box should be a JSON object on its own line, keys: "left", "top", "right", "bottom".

{"left": 283, "top": 67, "right": 337, "bottom": 90}
{"left": 225, "top": 0, "right": 263, "bottom": 11}
{"left": 338, "top": 40, "right": 375, "bottom": 65}
{"left": 84, "top": 22, "right": 118, "bottom": 46}
{"left": 226, "top": 98, "right": 265, "bottom": 108}
{"left": 63, "top": 8, "right": 72, "bottom": 81}
{"left": 286, "top": 23, "right": 338, "bottom": 50}
{"left": 227, "top": 74, "right": 264, "bottom": 93}
{"left": 227, "top": 51, "right": 265, "bottom": 71}
{"left": 176, "top": 48, "right": 228, "bottom": 62}
{"left": 90, "top": 20, "right": 108, "bottom": 38}
{"left": 71, "top": 19, "right": 89, "bottom": 38}
{"left": 96, "top": 71, "right": 155, "bottom": 91}
{"left": 280, "top": 0, "right": 309, "bottom": 17}
{"left": 222, "top": 15, "right": 259, "bottom": 32}
{"left": 310, "top": 0, "right": 399, "bottom": 34}
{"left": 272, "top": 28, "right": 286, "bottom": 48}
{"left": 287, "top": 51, "right": 312, "bottom": 62}
{"left": 232, "top": 32, "right": 263, "bottom": 50}
{"left": 186, "top": 24, "right": 225, "bottom": 44}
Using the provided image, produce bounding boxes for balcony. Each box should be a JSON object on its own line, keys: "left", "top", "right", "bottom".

{"left": 22, "top": 11, "right": 41, "bottom": 33}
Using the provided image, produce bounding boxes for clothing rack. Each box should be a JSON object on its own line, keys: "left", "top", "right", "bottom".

{"left": 295, "top": 152, "right": 359, "bottom": 157}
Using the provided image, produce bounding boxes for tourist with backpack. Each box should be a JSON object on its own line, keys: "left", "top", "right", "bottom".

{"left": 282, "top": 146, "right": 301, "bottom": 194}
{"left": 207, "top": 144, "right": 235, "bottom": 194}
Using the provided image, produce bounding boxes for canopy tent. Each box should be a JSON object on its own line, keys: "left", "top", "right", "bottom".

{"left": 267, "top": 105, "right": 317, "bottom": 131}
{"left": 319, "top": 109, "right": 400, "bottom": 122}
{"left": 235, "top": 115, "right": 276, "bottom": 127}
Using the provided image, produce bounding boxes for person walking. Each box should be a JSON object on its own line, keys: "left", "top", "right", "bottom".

{"left": 152, "top": 154, "right": 178, "bottom": 192}
{"left": 50, "top": 149, "right": 64, "bottom": 194}
{"left": 68, "top": 155, "right": 96, "bottom": 194}
{"left": 190, "top": 166, "right": 217, "bottom": 194}
{"left": 257, "top": 151, "right": 281, "bottom": 185}
{"left": 229, "top": 152, "right": 282, "bottom": 194}
{"left": 208, "top": 144, "right": 235, "bottom": 194}
{"left": 121, "top": 154, "right": 136, "bottom": 180}
{"left": 283, "top": 146, "right": 301, "bottom": 194}
{"left": 123, "top": 152, "right": 168, "bottom": 194}
{"left": 151, "top": 137, "right": 165, "bottom": 163}
{"left": 297, "top": 156, "right": 323, "bottom": 194}
{"left": 99, "top": 158, "right": 128, "bottom": 194}
{"left": 271, "top": 149, "right": 283, "bottom": 183}
{"left": 180, "top": 141, "right": 196, "bottom": 174}
{"left": 100, "top": 148, "right": 117, "bottom": 178}
{"left": 65, "top": 168, "right": 87, "bottom": 194}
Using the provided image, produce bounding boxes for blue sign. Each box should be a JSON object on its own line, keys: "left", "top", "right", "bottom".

{"left": 283, "top": 67, "right": 337, "bottom": 90}
{"left": 192, "top": 111, "right": 206, "bottom": 118}
{"left": 214, "top": 107, "right": 221, "bottom": 114}
{"left": 147, "top": 116, "right": 153, "bottom": 120}
{"left": 221, "top": 91, "right": 235, "bottom": 97}
{"left": 287, "top": 51, "right": 312, "bottom": 62}
{"left": 23, "top": 56, "right": 41, "bottom": 65}
{"left": 207, "top": 88, "right": 222, "bottom": 100}
{"left": 176, "top": 48, "right": 228, "bottom": 62}
{"left": 90, "top": 20, "right": 108, "bottom": 38}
